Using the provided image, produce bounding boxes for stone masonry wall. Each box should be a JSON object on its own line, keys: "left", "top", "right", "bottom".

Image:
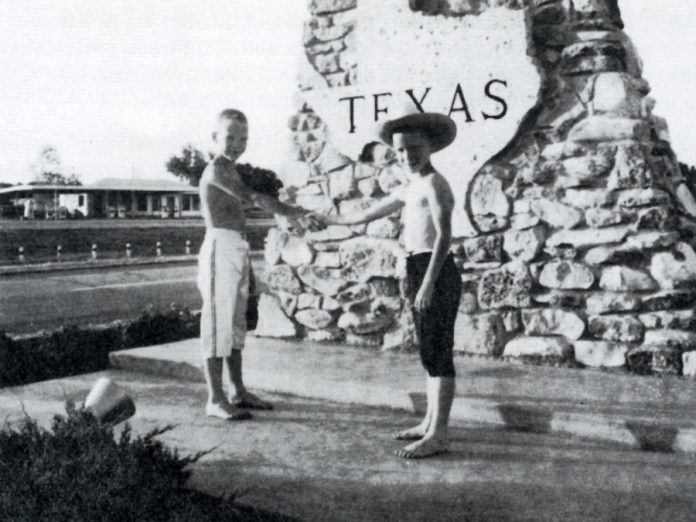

{"left": 255, "top": 0, "right": 696, "bottom": 377}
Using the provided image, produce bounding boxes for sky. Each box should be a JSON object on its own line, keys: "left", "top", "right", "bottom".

{"left": 0, "top": 1, "right": 695, "bottom": 184}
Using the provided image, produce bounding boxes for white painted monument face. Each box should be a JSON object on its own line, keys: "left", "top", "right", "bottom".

{"left": 300, "top": 1, "right": 541, "bottom": 234}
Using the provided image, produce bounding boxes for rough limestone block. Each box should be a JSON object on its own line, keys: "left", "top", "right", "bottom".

{"left": 266, "top": 265, "right": 304, "bottom": 295}
{"left": 627, "top": 345, "right": 682, "bottom": 376}
{"left": 616, "top": 188, "right": 670, "bottom": 208}
{"left": 568, "top": 116, "right": 648, "bottom": 142}
{"left": 599, "top": 266, "right": 658, "bottom": 292}
{"left": 382, "top": 307, "right": 418, "bottom": 352}
{"left": 306, "top": 225, "right": 354, "bottom": 243}
{"left": 357, "top": 178, "right": 381, "bottom": 197}
{"left": 650, "top": 243, "right": 696, "bottom": 290}
{"left": 503, "top": 336, "right": 573, "bottom": 360}
{"left": 533, "top": 291, "right": 586, "bottom": 309}
{"left": 339, "top": 237, "right": 406, "bottom": 282}
{"left": 338, "top": 311, "right": 393, "bottom": 335}
{"left": 366, "top": 217, "right": 401, "bottom": 239}
{"left": 345, "top": 333, "right": 382, "bottom": 347}
{"left": 590, "top": 72, "right": 643, "bottom": 118}
{"left": 307, "top": 328, "right": 345, "bottom": 342}
{"left": 585, "top": 208, "right": 624, "bottom": 228}
{"left": 503, "top": 226, "right": 546, "bottom": 262}
{"left": 539, "top": 261, "right": 595, "bottom": 290}
{"left": 322, "top": 296, "right": 341, "bottom": 312}
{"left": 296, "top": 265, "right": 352, "bottom": 296}
{"left": 280, "top": 237, "right": 315, "bottom": 267}
{"left": 607, "top": 143, "right": 652, "bottom": 190}
{"left": 683, "top": 352, "right": 696, "bottom": 377}
{"left": 639, "top": 310, "right": 696, "bottom": 331}
{"left": 586, "top": 293, "right": 641, "bottom": 315}
{"left": 644, "top": 329, "right": 696, "bottom": 351}
{"left": 531, "top": 199, "right": 584, "bottom": 229}
{"left": 369, "top": 278, "right": 400, "bottom": 297}
{"left": 478, "top": 261, "right": 533, "bottom": 309}
{"left": 618, "top": 232, "right": 679, "bottom": 252}
{"left": 278, "top": 161, "right": 312, "bottom": 188}
{"left": 510, "top": 212, "right": 541, "bottom": 230}
{"left": 252, "top": 294, "right": 297, "bottom": 338}
{"left": 453, "top": 312, "right": 508, "bottom": 356}
{"left": 470, "top": 174, "right": 510, "bottom": 220}
{"left": 561, "top": 154, "right": 613, "bottom": 182}
{"left": 315, "top": 251, "right": 342, "bottom": 268}
{"left": 295, "top": 309, "right": 335, "bottom": 330}
{"left": 297, "top": 293, "right": 322, "bottom": 310}
{"left": 464, "top": 235, "right": 503, "bottom": 263}
{"left": 546, "top": 226, "right": 629, "bottom": 248}
{"left": 640, "top": 291, "right": 696, "bottom": 312}
{"left": 573, "top": 341, "right": 628, "bottom": 368}
{"left": 522, "top": 309, "right": 586, "bottom": 340}
{"left": 675, "top": 183, "right": 696, "bottom": 218}
{"left": 335, "top": 284, "right": 371, "bottom": 311}
{"left": 588, "top": 315, "right": 643, "bottom": 342}
{"left": 265, "top": 228, "right": 290, "bottom": 266}
{"left": 633, "top": 207, "right": 672, "bottom": 231}
{"left": 563, "top": 188, "right": 615, "bottom": 208}
{"left": 327, "top": 165, "right": 356, "bottom": 200}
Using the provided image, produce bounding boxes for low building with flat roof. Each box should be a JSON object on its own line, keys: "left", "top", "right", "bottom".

{"left": 0, "top": 178, "right": 201, "bottom": 219}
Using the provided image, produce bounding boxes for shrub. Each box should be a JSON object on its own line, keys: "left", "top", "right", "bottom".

{"left": 0, "top": 405, "right": 293, "bottom": 521}
{"left": 1, "top": 306, "right": 201, "bottom": 388}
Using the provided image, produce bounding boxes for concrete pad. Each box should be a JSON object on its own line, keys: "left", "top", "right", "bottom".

{"left": 111, "top": 337, "right": 696, "bottom": 453}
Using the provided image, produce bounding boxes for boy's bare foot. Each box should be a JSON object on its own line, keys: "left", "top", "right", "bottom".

{"left": 394, "top": 424, "right": 429, "bottom": 441}
{"left": 396, "top": 437, "right": 449, "bottom": 459}
{"left": 229, "top": 392, "right": 273, "bottom": 410}
{"left": 206, "top": 401, "right": 253, "bottom": 420}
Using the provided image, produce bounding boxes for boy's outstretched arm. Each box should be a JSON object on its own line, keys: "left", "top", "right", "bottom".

{"left": 414, "top": 176, "right": 453, "bottom": 312}
{"left": 312, "top": 190, "right": 405, "bottom": 226}
{"left": 210, "top": 161, "right": 324, "bottom": 230}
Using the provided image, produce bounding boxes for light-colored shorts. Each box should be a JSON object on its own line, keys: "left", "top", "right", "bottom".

{"left": 197, "top": 228, "right": 250, "bottom": 358}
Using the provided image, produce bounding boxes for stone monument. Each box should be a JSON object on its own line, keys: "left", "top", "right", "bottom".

{"left": 255, "top": 0, "right": 696, "bottom": 377}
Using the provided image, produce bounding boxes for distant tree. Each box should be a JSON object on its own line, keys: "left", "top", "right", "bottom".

{"left": 165, "top": 145, "right": 210, "bottom": 187}
{"left": 165, "top": 145, "right": 283, "bottom": 198}
{"left": 29, "top": 145, "right": 81, "bottom": 185}
{"left": 0, "top": 182, "right": 13, "bottom": 189}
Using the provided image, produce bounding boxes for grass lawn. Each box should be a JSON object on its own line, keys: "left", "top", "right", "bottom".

{"left": 0, "top": 219, "right": 273, "bottom": 265}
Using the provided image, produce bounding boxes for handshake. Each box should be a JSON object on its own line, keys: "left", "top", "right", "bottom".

{"left": 286, "top": 209, "right": 331, "bottom": 235}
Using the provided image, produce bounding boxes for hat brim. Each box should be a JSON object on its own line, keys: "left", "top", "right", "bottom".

{"left": 379, "top": 113, "right": 457, "bottom": 153}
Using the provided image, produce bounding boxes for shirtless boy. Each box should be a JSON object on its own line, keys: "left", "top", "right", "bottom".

{"left": 313, "top": 112, "right": 462, "bottom": 458}
{"left": 198, "top": 109, "right": 321, "bottom": 420}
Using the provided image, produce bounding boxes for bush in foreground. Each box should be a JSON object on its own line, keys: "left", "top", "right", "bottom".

{"left": 0, "top": 404, "right": 294, "bottom": 522}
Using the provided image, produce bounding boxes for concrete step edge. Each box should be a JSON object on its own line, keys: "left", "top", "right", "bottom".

{"left": 110, "top": 350, "right": 696, "bottom": 454}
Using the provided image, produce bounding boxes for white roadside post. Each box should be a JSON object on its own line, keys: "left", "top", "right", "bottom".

{"left": 185, "top": 240, "right": 191, "bottom": 255}
{"left": 91, "top": 244, "right": 98, "bottom": 261}
{"left": 156, "top": 241, "right": 162, "bottom": 257}
{"left": 56, "top": 245, "right": 62, "bottom": 262}
{"left": 18, "top": 246, "right": 25, "bottom": 263}
{"left": 126, "top": 243, "right": 132, "bottom": 258}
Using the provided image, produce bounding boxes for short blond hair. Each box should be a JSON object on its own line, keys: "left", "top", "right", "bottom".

{"left": 218, "top": 109, "right": 247, "bottom": 124}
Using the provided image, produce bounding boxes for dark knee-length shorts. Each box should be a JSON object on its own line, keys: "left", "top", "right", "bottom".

{"left": 405, "top": 253, "right": 462, "bottom": 378}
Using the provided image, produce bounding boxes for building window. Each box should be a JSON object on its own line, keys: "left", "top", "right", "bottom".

{"left": 151, "top": 197, "right": 161, "bottom": 211}
{"left": 78, "top": 195, "right": 84, "bottom": 206}
{"left": 137, "top": 194, "right": 147, "bottom": 211}
{"left": 182, "top": 195, "right": 191, "bottom": 211}
{"left": 192, "top": 195, "right": 200, "bottom": 211}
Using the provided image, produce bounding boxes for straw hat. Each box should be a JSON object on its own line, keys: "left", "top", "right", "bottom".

{"left": 379, "top": 112, "right": 457, "bottom": 153}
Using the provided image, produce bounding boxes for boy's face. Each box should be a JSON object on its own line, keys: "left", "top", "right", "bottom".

{"left": 215, "top": 119, "right": 248, "bottom": 161}
{"left": 392, "top": 131, "right": 431, "bottom": 174}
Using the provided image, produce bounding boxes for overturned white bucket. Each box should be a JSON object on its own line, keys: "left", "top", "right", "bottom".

{"left": 84, "top": 377, "right": 136, "bottom": 425}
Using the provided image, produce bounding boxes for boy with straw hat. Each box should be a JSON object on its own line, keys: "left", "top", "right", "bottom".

{"left": 312, "top": 110, "right": 462, "bottom": 458}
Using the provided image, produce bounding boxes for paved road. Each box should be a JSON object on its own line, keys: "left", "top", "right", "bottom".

{"left": 0, "top": 259, "right": 266, "bottom": 335}
{"left": 5, "top": 370, "right": 696, "bottom": 522}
